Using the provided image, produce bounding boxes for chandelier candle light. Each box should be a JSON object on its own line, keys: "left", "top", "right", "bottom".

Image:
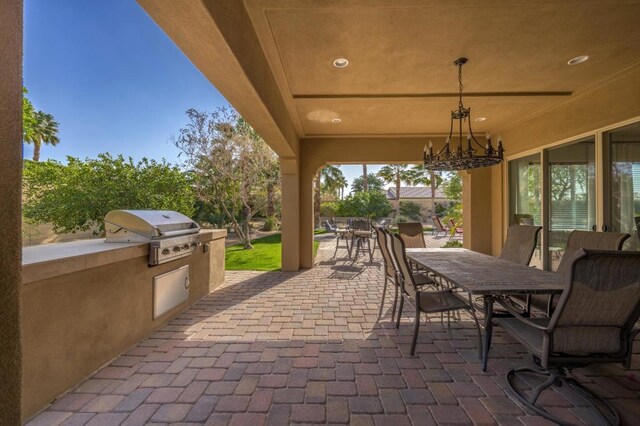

{"left": 423, "top": 58, "right": 504, "bottom": 171}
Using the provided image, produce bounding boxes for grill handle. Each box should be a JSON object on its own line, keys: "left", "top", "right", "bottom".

{"left": 158, "top": 228, "right": 200, "bottom": 238}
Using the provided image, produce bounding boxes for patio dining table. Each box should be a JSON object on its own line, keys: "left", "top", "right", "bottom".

{"left": 406, "top": 248, "right": 565, "bottom": 372}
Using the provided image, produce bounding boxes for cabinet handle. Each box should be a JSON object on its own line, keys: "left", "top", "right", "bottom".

{"left": 602, "top": 225, "right": 608, "bottom": 232}
{"left": 592, "top": 225, "right": 597, "bottom": 231}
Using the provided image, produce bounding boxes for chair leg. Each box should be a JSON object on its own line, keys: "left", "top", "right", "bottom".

{"left": 391, "top": 284, "right": 399, "bottom": 322}
{"left": 505, "top": 367, "right": 620, "bottom": 426}
{"left": 395, "top": 296, "right": 404, "bottom": 329}
{"left": 378, "top": 275, "right": 388, "bottom": 319}
{"left": 410, "top": 299, "right": 421, "bottom": 356}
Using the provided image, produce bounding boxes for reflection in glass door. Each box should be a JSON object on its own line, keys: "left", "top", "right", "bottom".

{"left": 547, "top": 138, "right": 596, "bottom": 271}
{"left": 508, "top": 154, "right": 542, "bottom": 267}
{"left": 607, "top": 123, "right": 640, "bottom": 250}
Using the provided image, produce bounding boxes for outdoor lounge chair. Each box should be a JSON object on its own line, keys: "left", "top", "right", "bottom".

{"left": 431, "top": 215, "right": 448, "bottom": 237}
{"left": 494, "top": 249, "right": 640, "bottom": 425}
{"left": 448, "top": 218, "right": 463, "bottom": 240}
{"left": 514, "top": 213, "right": 534, "bottom": 225}
{"left": 526, "top": 230, "right": 630, "bottom": 316}
{"left": 386, "top": 232, "right": 482, "bottom": 356}
{"left": 324, "top": 220, "right": 337, "bottom": 233}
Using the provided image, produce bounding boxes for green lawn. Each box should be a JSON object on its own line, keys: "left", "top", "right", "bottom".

{"left": 226, "top": 233, "right": 320, "bottom": 271}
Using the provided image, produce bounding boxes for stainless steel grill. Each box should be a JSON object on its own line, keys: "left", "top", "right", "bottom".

{"left": 104, "top": 210, "right": 201, "bottom": 265}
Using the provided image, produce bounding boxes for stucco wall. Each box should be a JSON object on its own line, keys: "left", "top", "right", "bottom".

{"left": 492, "top": 64, "right": 640, "bottom": 252}
{"left": 0, "top": 0, "right": 23, "bottom": 424}
{"left": 21, "top": 231, "right": 226, "bottom": 419}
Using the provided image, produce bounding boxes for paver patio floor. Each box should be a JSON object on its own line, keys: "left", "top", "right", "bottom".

{"left": 30, "top": 248, "right": 640, "bottom": 425}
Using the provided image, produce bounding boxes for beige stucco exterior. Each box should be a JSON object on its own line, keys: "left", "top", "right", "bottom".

{"left": 0, "top": 0, "right": 23, "bottom": 423}
{"left": 3, "top": 1, "right": 640, "bottom": 420}
{"left": 21, "top": 230, "right": 226, "bottom": 419}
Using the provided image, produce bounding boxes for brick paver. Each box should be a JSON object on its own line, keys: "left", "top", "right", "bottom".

{"left": 28, "top": 242, "right": 640, "bottom": 425}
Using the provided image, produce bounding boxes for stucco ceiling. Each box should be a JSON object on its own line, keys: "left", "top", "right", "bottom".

{"left": 243, "top": 0, "right": 640, "bottom": 137}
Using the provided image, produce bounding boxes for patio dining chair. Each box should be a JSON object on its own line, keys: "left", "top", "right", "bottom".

{"left": 398, "top": 222, "right": 426, "bottom": 248}
{"left": 431, "top": 215, "right": 448, "bottom": 237}
{"left": 499, "top": 225, "right": 542, "bottom": 266}
{"left": 386, "top": 232, "right": 482, "bottom": 356}
{"left": 527, "top": 230, "right": 630, "bottom": 316}
{"left": 493, "top": 249, "right": 640, "bottom": 426}
{"left": 376, "top": 228, "right": 435, "bottom": 321}
{"left": 350, "top": 218, "right": 373, "bottom": 262}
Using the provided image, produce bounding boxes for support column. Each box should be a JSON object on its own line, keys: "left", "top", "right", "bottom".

{"left": 0, "top": 0, "right": 23, "bottom": 423}
{"left": 462, "top": 167, "right": 494, "bottom": 255}
{"left": 299, "top": 169, "right": 315, "bottom": 269}
{"left": 280, "top": 159, "right": 300, "bottom": 271}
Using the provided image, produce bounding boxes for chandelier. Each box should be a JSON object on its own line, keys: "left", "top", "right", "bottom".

{"left": 423, "top": 57, "right": 504, "bottom": 171}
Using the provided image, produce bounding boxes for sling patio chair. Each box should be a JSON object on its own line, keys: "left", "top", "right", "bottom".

{"left": 493, "top": 249, "right": 640, "bottom": 426}
{"left": 499, "top": 225, "right": 542, "bottom": 314}
{"left": 398, "top": 222, "right": 427, "bottom": 272}
{"left": 527, "top": 230, "right": 630, "bottom": 316}
{"left": 398, "top": 222, "right": 426, "bottom": 248}
{"left": 431, "top": 215, "right": 449, "bottom": 237}
{"left": 376, "top": 228, "right": 436, "bottom": 322}
{"left": 386, "top": 232, "right": 482, "bottom": 356}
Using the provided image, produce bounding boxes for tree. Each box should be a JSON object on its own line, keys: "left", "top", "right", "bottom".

{"left": 362, "top": 164, "right": 368, "bottom": 192}
{"left": 337, "top": 191, "right": 393, "bottom": 219}
{"left": 351, "top": 173, "right": 384, "bottom": 193}
{"left": 377, "top": 164, "right": 415, "bottom": 220}
{"left": 174, "top": 107, "right": 278, "bottom": 249}
{"left": 23, "top": 88, "right": 60, "bottom": 161}
{"left": 408, "top": 165, "right": 443, "bottom": 217}
{"left": 443, "top": 172, "right": 463, "bottom": 201}
{"left": 314, "top": 165, "right": 344, "bottom": 227}
{"left": 23, "top": 154, "right": 195, "bottom": 234}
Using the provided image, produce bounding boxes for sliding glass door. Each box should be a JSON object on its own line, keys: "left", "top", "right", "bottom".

{"left": 605, "top": 122, "right": 640, "bottom": 250}
{"left": 508, "top": 154, "right": 542, "bottom": 267}
{"left": 547, "top": 138, "right": 596, "bottom": 271}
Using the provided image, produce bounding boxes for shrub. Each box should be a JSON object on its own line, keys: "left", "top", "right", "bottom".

{"left": 443, "top": 240, "right": 463, "bottom": 248}
{"left": 320, "top": 201, "right": 339, "bottom": 218}
{"left": 336, "top": 191, "right": 393, "bottom": 219}
{"left": 399, "top": 201, "right": 422, "bottom": 221}
{"left": 262, "top": 216, "right": 278, "bottom": 231}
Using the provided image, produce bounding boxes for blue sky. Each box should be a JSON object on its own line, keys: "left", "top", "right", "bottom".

{"left": 23, "top": 0, "right": 384, "bottom": 189}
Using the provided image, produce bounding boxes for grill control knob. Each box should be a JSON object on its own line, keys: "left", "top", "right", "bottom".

{"left": 162, "top": 248, "right": 171, "bottom": 255}
{"left": 191, "top": 242, "right": 198, "bottom": 248}
{"left": 173, "top": 246, "right": 181, "bottom": 253}
{"left": 182, "top": 244, "right": 190, "bottom": 250}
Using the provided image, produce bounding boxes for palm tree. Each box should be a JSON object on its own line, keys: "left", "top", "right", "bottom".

{"left": 314, "top": 165, "right": 344, "bottom": 227}
{"left": 362, "top": 164, "right": 368, "bottom": 192}
{"left": 377, "top": 165, "right": 413, "bottom": 221}
{"left": 408, "top": 165, "right": 442, "bottom": 219}
{"left": 26, "top": 111, "right": 60, "bottom": 161}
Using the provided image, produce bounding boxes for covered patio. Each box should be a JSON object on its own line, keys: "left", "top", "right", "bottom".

{"left": 3, "top": 0, "right": 640, "bottom": 424}
{"left": 28, "top": 250, "right": 640, "bottom": 425}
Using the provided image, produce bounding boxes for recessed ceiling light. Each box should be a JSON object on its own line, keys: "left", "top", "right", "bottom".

{"left": 333, "top": 58, "right": 349, "bottom": 68}
{"left": 567, "top": 55, "right": 589, "bottom": 65}
{"left": 474, "top": 117, "right": 487, "bottom": 122}
{"left": 331, "top": 118, "right": 342, "bottom": 124}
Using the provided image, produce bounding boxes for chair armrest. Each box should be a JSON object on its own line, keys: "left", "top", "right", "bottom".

{"left": 496, "top": 297, "right": 550, "bottom": 331}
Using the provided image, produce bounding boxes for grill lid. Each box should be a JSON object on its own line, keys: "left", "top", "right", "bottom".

{"left": 104, "top": 210, "right": 200, "bottom": 243}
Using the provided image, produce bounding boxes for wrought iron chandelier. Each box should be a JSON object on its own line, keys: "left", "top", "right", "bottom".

{"left": 423, "top": 57, "right": 503, "bottom": 171}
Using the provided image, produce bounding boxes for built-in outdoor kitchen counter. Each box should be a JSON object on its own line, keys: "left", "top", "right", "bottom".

{"left": 21, "top": 224, "right": 226, "bottom": 419}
